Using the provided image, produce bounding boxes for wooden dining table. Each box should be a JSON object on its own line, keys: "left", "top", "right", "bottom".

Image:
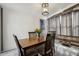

{"left": 19, "top": 37, "right": 46, "bottom": 55}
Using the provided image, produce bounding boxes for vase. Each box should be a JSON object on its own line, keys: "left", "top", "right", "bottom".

{"left": 38, "top": 33, "right": 40, "bottom": 37}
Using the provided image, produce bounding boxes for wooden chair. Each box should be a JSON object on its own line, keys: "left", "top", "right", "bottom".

{"left": 13, "top": 34, "right": 38, "bottom": 56}
{"left": 13, "top": 34, "right": 24, "bottom": 56}
{"left": 28, "top": 32, "right": 37, "bottom": 39}
{"left": 38, "top": 33, "right": 55, "bottom": 56}
{"left": 50, "top": 31, "right": 56, "bottom": 55}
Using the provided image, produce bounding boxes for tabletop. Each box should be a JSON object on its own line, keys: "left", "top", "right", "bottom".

{"left": 19, "top": 37, "right": 46, "bottom": 49}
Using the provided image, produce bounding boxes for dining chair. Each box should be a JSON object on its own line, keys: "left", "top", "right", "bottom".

{"left": 38, "top": 33, "right": 56, "bottom": 56}
{"left": 28, "top": 32, "right": 37, "bottom": 39}
{"left": 13, "top": 34, "right": 38, "bottom": 56}
{"left": 13, "top": 34, "right": 24, "bottom": 56}
{"left": 50, "top": 31, "right": 56, "bottom": 55}
{"left": 49, "top": 31, "right": 56, "bottom": 52}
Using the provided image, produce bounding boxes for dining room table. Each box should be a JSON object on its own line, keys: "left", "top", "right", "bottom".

{"left": 19, "top": 36, "right": 46, "bottom": 55}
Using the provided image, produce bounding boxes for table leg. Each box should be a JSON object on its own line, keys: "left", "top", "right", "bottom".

{"left": 23, "top": 48, "right": 26, "bottom": 56}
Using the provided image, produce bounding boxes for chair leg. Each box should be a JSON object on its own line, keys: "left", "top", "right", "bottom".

{"left": 50, "top": 50, "right": 53, "bottom": 56}
{"left": 53, "top": 48, "right": 55, "bottom": 56}
{"left": 51, "top": 49, "right": 55, "bottom": 56}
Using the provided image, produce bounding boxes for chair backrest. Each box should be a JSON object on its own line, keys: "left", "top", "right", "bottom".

{"left": 50, "top": 31, "right": 56, "bottom": 48}
{"left": 48, "top": 31, "right": 56, "bottom": 37}
{"left": 13, "top": 34, "right": 23, "bottom": 56}
{"left": 45, "top": 32, "right": 56, "bottom": 55}
{"left": 48, "top": 31, "right": 56, "bottom": 44}
{"left": 28, "top": 32, "right": 37, "bottom": 39}
{"left": 45, "top": 34, "right": 52, "bottom": 54}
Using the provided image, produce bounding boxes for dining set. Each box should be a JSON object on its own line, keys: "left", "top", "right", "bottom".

{"left": 13, "top": 31, "right": 56, "bottom": 56}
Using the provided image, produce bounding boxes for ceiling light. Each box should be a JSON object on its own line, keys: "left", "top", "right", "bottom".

{"left": 42, "top": 3, "right": 49, "bottom": 16}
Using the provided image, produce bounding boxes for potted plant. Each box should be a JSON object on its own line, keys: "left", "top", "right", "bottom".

{"left": 35, "top": 28, "right": 41, "bottom": 37}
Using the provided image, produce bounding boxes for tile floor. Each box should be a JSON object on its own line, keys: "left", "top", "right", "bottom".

{"left": 0, "top": 49, "right": 63, "bottom": 56}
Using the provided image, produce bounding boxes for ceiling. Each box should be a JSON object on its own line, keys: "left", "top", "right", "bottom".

{"left": 0, "top": 3, "right": 74, "bottom": 17}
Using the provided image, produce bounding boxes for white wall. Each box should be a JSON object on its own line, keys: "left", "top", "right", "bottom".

{"left": 1, "top": 3, "right": 40, "bottom": 51}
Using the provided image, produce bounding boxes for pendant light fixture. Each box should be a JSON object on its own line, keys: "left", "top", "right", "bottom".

{"left": 42, "top": 3, "right": 49, "bottom": 16}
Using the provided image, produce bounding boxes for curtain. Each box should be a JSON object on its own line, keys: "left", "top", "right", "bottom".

{"left": 48, "top": 17, "right": 56, "bottom": 31}
{"left": 72, "top": 11, "right": 79, "bottom": 36}
{"left": 56, "top": 16, "right": 60, "bottom": 34}
{"left": 66, "top": 13, "right": 72, "bottom": 36}
{"left": 61, "top": 15, "right": 67, "bottom": 35}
